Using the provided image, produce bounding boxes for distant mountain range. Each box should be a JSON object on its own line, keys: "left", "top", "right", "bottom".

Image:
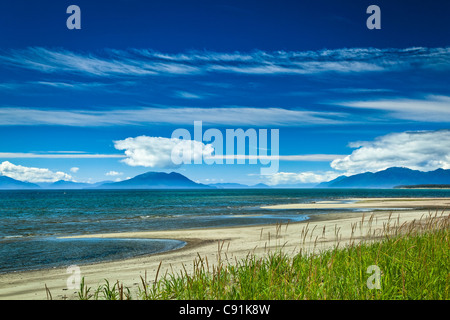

{"left": 0, "top": 176, "right": 40, "bottom": 189}
{"left": 316, "top": 167, "right": 450, "bottom": 188}
{"left": 1, "top": 167, "right": 449, "bottom": 190}
{"left": 38, "top": 180, "right": 114, "bottom": 189}
{"left": 0, "top": 171, "right": 261, "bottom": 190}
{"left": 98, "top": 171, "right": 211, "bottom": 189}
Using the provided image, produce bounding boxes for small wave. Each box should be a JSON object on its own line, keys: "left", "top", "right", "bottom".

{"left": 2, "top": 235, "right": 24, "bottom": 239}
{"left": 0, "top": 234, "right": 31, "bottom": 243}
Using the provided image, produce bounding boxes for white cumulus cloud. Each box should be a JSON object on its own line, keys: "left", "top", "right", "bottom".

{"left": 105, "top": 170, "right": 123, "bottom": 176}
{"left": 331, "top": 130, "right": 450, "bottom": 175}
{"left": 265, "top": 171, "right": 341, "bottom": 185}
{"left": 70, "top": 167, "right": 79, "bottom": 173}
{"left": 114, "top": 136, "right": 214, "bottom": 168}
{"left": 0, "top": 161, "right": 73, "bottom": 183}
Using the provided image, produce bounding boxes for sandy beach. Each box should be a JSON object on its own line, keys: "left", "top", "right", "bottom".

{"left": 1, "top": 197, "right": 449, "bottom": 300}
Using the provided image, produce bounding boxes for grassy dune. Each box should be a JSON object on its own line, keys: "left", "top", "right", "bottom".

{"left": 73, "top": 212, "right": 449, "bottom": 300}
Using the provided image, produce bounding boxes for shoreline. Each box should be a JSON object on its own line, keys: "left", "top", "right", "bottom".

{"left": 260, "top": 197, "right": 450, "bottom": 210}
{"left": 1, "top": 197, "right": 449, "bottom": 300}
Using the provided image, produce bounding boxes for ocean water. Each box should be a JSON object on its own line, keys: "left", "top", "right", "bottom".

{"left": 1, "top": 188, "right": 450, "bottom": 273}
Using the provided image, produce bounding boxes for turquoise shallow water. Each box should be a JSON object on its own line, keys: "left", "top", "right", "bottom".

{"left": 1, "top": 188, "right": 449, "bottom": 273}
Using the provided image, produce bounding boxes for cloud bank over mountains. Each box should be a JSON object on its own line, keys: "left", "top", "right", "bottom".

{"left": 1, "top": 46, "right": 448, "bottom": 185}
{"left": 114, "top": 136, "right": 213, "bottom": 168}
{"left": 0, "top": 161, "right": 72, "bottom": 183}
{"left": 2, "top": 130, "right": 449, "bottom": 185}
{"left": 331, "top": 130, "right": 450, "bottom": 175}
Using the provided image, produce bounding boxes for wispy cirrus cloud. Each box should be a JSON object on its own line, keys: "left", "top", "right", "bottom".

{"left": 0, "top": 106, "right": 348, "bottom": 127}
{"left": 0, "top": 80, "right": 135, "bottom": 91}
{"left": 210, "top": 154, "right": 345, "bottom": 161}
{"left": 335, "top": 95, "right": 450, "bottom": 122}
{"left": 0, "top": 152, "right": 124, "bottom": 159}
{"left": 32, "top": 81, "right": 113, "bottom": 90}
{"left": 327, "top": 87, "right": 396, "bottom": 94}
{"left": 173, "top": 90, "right": 205, "bottom": 100}
{"left": 1, "top": 46, "right": 449, "bottom": 77}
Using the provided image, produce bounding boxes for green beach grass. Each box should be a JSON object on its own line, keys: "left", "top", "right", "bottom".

{"left": 73, "top": 212, "right": 449, "bottom": 300}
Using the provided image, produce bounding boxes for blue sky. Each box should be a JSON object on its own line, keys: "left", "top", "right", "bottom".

{"left": 0, "top": 0, "right": 449, "bottom": 185}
